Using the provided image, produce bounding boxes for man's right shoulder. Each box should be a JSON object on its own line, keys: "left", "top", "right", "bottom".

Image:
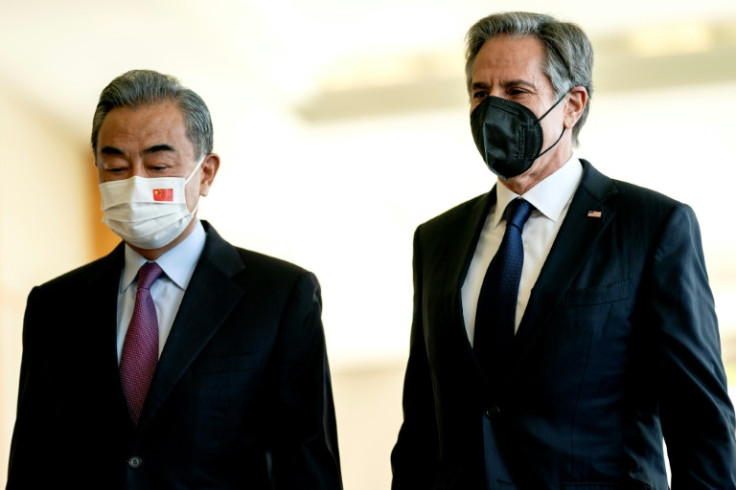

{"left": 418, "top": 192, "right": 489, "bottom": 234}
{"left": 33, "top": 246, "right": 123, "bottom": 293}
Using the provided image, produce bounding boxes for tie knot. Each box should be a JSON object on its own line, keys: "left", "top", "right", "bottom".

{"left": 505, "top": 199, "right": 533, "bottom": 230}
{"left": 137, "top": 262, "right": 163, "bottom": 290}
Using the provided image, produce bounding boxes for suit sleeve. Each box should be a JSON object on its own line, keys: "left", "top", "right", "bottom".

{"left": 391, "top": 226, "right": 441, "bottom": 489}
{"left": 267, "top": 271, "right": 343, "bottom": 490}
{"left": 7, "top": 287, "right": 58, "bottom": 488}
{"left": 649, "top": 204, "right": 736, "bottom": 488}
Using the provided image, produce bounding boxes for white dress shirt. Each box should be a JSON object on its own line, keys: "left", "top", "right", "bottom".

{"left": 461, "top": 154, "right": 583, "bottom": 344}
{"left": 116, "top": 220, "right": 207, "bottom": 361}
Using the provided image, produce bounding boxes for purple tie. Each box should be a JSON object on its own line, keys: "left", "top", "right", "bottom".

{"left": 120, "top": 261, "right": 163, "bottom": 424}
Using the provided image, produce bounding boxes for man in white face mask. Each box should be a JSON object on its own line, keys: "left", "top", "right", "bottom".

{"left": 96, "top": 102, "right": 212, "bottom": 255}
{"left": 8, "top": 70, "right": 343, "bottom": 490}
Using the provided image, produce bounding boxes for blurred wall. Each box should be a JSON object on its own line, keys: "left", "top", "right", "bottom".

{"left": 0, "top": 79, "right": 95, "bottom": 484}
{"left": 205, "top": 80, "right": 736, "bottom": 490}
{"left": 2, "top": 80, "right": 736, "bottom": 490}
{"left": 2, "top": 81, "right": 736, "bottom": 490}
{"left": 1, "top": 11, "right": 736, "bottom": 489}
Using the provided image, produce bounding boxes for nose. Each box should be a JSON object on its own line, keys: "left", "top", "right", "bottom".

{"left": 129, "top": 160, "right": 149, "bottom": 178}
{"left": 488, "top": 87, "right": 507, "bottom": 98}
{"left": 132, "top": 158, "right": 145, "bottom": 171}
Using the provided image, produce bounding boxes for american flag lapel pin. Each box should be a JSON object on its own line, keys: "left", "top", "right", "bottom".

{"left": 587, "top": 210, "right": 602, "bottom": 218}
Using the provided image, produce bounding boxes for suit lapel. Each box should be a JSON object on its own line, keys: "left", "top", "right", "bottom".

{"left": 428, "top": 190, "right": 496, "bottom": 373}
{"left": 85, "top": 245, "right": 124, "bottom": 357}
{"left": 140, "top": 224, "right": 245, "bottom": 427}
{"left": 80, "top": 244, "right": 134, "bottom": 426}
{"left": 513, "top": 160, "right": 618, "bottom": 358}
{"left": 452, "top": 190, "right": 497, "bottom": 302}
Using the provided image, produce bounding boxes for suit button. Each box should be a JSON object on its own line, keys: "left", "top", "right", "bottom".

{"left": 486, "top": 406, "right": 502, "bottom": 419}
{"left": 127, "top": 456, "right": 143, "bottom": 469}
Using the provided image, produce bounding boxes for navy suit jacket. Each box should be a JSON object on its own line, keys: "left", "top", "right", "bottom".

{"left": 8, "top": 222, "right": 342, "bottom": 489}
{"left": 391, "top": 161, "right": 736, "bottom": 489}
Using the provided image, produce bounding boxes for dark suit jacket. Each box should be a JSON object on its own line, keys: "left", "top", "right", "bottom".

{"left": 7, "top": 222, "right": 342, "bottom": 489}
{"left": 391, "top": 161, "right": 736, "bottom": 489}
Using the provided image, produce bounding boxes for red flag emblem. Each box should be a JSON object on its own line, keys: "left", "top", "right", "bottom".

{"left": 153, "top": 188, "right": 174, "bottom": 202}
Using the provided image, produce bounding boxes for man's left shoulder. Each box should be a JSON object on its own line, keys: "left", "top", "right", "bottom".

{"left": 201, "top": 221, "right": 318, "bottom": 288}
{"left": 582, "top": 160, "right": 690, "bottom": 216}
{"left": 610, "top": 179, "right": 695, "bottom": 226}
{"left": 234, "top": 246, "right": 313, "bottom": 281}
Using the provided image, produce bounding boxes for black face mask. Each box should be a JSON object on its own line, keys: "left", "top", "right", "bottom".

{"left": 470, "top": 94, "right": 567, "bottom": 180}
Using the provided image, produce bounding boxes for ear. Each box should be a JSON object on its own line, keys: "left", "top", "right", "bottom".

{"left": 563, "top": 86, "right": 588, "bottom": 129}
{"left": 198, "top": 153, "right": 220, "bottom": 197}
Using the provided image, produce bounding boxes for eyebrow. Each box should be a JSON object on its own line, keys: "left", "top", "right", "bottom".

{"left": 471, "top": 79, "right": 538, "bottom": 91}
{"left": 99, "top": 146, "right": 124, "bottom": 156}
{"left": 99, "top": 143, "right": 176, "bottom": 158}
{"left": 143, "top": 144, "right": 176, "bottom": 154}
{"left": 504, "top": 79, "right": 537, "bottom": 90}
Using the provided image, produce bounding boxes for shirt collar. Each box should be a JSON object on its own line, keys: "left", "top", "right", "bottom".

{"left": 121, "top": 220, "right": 207, "bottom": 292}
{"left": 493, "top": 152, "right": 583, "bottom": 227}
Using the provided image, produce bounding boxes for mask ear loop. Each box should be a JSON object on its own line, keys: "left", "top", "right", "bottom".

{"left": 535, "top": 89, "right": 572, "bottom": 160}
{"left": 184, "top": 155, "right": 207, "bottom": 185}
{"left": 537, "top": 89, "right": 571, "bottom": 121}
{"left": 536, "top": 127, "right": 566, "bottom": 160}
{"left": 184, "top": 155, "right": 207, "bottom": 213}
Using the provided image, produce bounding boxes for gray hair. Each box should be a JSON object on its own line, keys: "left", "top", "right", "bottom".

{"left": 465, "top": 12, "right": 594, "bottom": 144}
{"left": 91, "top": 69, "right": 213, "bottom": 159}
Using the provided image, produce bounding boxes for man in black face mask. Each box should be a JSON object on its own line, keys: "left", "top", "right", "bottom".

{"left": 391, "top": 11, "right": 736, "bottom": 490}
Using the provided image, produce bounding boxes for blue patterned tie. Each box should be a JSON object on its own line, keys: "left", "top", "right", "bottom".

{"left": 474, "top": 198, "right": 533, "bottom": 385}
{"left": 120, "top": 261, "right": 163, "bottom": 424}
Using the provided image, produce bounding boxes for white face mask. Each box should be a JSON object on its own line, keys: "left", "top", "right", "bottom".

{"left": 99, "top": 158, "right": 204, "bottom": 249}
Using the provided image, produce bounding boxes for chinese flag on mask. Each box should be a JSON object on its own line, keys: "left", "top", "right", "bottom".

{"left": 153, "top": 189, "right": 174, "bottom": 202}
